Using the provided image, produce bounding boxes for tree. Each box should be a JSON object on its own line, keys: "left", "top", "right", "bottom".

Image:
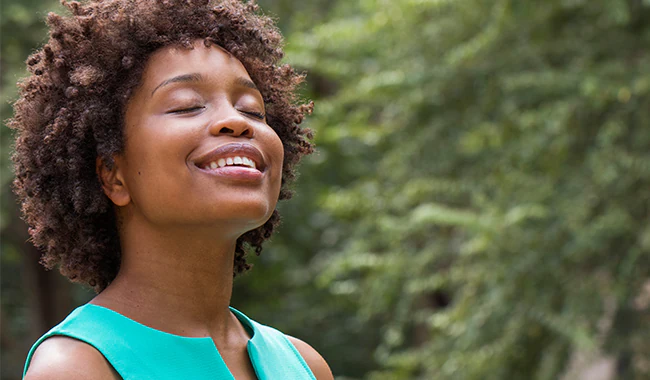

{"left": 262, "top": 0, "right": 650, "bottom": 378}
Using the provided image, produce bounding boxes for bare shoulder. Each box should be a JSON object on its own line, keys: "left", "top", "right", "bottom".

{"left": 24, "top": 336, "right": 120, "bottom": 380}
{"left": 286, "top": 335, "right": 334, "bottom": 380}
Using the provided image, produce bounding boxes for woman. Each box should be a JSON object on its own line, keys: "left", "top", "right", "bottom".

{"left": 11, "top": 0, "right": 332, "bottom": 379}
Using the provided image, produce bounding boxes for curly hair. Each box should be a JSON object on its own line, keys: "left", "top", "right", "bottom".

{"left": 9, "top": 0, "right": 313, "bottom": 292}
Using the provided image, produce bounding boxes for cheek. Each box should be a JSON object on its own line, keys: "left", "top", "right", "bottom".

{"left": 122, "top": 129, "right": 194, "bottom": 200}
{"left": 128, "top": 118, "right": 196, "bottom": 168}
{"left": 270, "top": 135, "right": 285, "bottom": 189}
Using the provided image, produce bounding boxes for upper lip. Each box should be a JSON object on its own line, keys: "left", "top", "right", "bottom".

{"left": 193, "top": 142, "right": 266, "bottom": 172}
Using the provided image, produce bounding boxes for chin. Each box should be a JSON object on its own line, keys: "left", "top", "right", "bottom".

{"left": 209, "top": 200, "right": 275, "bottom": 228}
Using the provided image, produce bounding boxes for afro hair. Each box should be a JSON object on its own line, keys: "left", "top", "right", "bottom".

{"left": 9, "top": 0, "right": 314, "bottom": 292}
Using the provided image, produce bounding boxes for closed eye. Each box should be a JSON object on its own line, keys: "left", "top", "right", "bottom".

{"left": 168, "top": 106, "right": 205, "bottom": 114}
{"left": 240, "top": 110, "right": 266, "bottom": 120}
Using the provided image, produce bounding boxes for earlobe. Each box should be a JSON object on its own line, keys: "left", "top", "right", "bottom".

{"left": 96, "top": 157, "right": 131, "bottom": 207}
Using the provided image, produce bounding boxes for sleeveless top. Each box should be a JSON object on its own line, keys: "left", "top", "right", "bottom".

{"left": 22, "top": 304, "right": 316, "bottom": 380}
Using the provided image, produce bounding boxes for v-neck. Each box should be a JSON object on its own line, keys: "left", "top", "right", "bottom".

{"left": 84, "top": 303, "right": 261, "bottom": 379}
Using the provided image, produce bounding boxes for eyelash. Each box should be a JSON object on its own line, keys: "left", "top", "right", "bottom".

{"left": 169, "top": 106, "right": 204, "bottom": 114}
{"left": 168, "top": 107, "right": 265, "bottom": 120}
{"left": 241, "top": 110, "right": 266, "bottom": 120}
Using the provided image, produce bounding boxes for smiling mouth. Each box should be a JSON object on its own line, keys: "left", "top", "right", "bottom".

{"left": 193, "top": 143, "right": 265, "bottom": 173}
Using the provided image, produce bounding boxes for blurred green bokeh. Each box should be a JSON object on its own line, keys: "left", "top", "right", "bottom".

{"left": 2, "top": 0, "right": 649, "bottom": 379}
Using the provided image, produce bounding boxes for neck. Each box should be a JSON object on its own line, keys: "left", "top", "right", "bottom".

{"left": 93, "top": 218, "right": 241, "bottom": 340}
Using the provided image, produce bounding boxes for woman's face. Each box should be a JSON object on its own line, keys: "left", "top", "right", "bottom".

{"left": 116, "top": 40, "right": 284, "bottom": 236}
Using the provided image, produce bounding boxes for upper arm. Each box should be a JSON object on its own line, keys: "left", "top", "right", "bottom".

{"left": 24, "top": 336, "right": 120, "bottom": 380}
{"left": 287, "top": 336, "right": 334, "bottom": 380}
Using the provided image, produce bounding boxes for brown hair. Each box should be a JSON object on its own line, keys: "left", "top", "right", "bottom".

{"left": 9, "top": 0, "right": 313, "bottom": 292}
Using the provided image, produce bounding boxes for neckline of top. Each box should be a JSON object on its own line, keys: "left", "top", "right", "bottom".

{"left": 83, "top": 303, "right": 257, "bottom": 343}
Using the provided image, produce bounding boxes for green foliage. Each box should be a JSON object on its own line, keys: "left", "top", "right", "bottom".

{"left": 264, "top": 0, "right": 650, "bottom": 378}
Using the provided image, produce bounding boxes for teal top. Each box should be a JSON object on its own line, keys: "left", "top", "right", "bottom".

{"left": 23, "top": 304, "right": 316, "bottom": 380}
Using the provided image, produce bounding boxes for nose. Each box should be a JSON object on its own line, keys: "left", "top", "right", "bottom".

{"left": 208, "top": 112, "right": 254, "bottom": 138}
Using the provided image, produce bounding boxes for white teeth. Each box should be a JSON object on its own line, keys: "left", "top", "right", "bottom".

{"left": 241, "top": 157, "right": 256, "bottom": 169}
{"left": 203, "top": 156, "right": 258, "bottom": 170}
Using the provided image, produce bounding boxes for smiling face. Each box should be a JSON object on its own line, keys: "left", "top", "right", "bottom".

{"left": 109, "top": 41, "right": 284, "bottom": 237}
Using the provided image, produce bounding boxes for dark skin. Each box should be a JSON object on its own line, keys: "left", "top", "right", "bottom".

{"left": 25, "top": 41, "right": 333, "bottom": 380}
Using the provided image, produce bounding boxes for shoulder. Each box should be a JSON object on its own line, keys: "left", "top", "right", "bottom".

{"left": 286, "top": 335, "right": 334, "bottom": 380}
{"left": 24, "top": 336, "right": 120, "bottom": 380}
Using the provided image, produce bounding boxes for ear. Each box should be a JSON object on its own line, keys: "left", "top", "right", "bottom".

{"left": 96, "top": 156, "right": 131, "bottom": 207}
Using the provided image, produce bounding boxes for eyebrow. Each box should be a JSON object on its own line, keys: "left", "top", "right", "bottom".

{"left": 151, "top": 73, "right": 203, "bottom": 96}
{"left": 151, "top": 73, "right": 260, "bottom": 97}
{"left": 234, "top": 77, "right": 259, "bottom": 92}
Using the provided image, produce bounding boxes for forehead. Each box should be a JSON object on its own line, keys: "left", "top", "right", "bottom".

{"left": 139, "top": 41, "right": 251, "bottom": 90}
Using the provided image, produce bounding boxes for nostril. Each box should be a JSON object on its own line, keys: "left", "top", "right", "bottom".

{"left": 219, "top": 127, "right": 234, "bottom": 134}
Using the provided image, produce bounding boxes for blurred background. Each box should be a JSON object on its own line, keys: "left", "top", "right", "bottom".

{"left": 2, "top": 0, "right": 650, "bottom": 379}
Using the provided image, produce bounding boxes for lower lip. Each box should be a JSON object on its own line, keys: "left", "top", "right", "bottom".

{"left": 197, "top": 166, "right": 264, "bottom": 182}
